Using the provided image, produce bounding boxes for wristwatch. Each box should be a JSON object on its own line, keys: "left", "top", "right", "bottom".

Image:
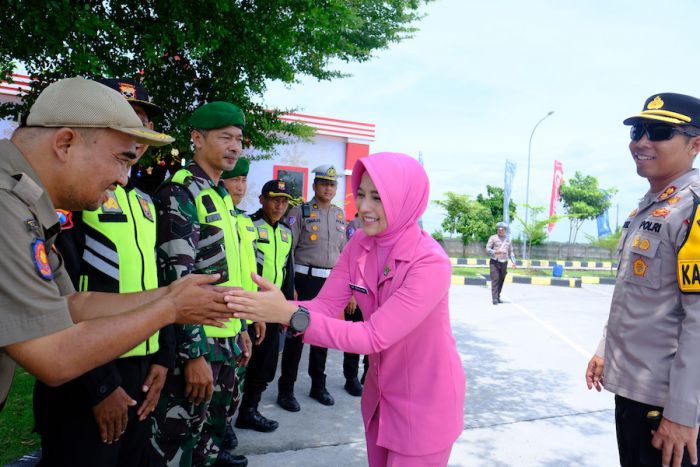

{"left": 289, "top": 306, "right": 311, "bottom": 333}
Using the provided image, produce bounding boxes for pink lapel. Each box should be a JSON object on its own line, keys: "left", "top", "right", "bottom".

{"left": 376, "top": 225, "right": 422, "bottom": 297}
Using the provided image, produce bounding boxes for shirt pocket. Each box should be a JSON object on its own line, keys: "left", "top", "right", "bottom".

{"left": 623, "top": 234, "right": 661, "bottom": 289}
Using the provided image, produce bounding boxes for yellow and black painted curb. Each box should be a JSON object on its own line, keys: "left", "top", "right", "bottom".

{"left": 450, "top": 258, "right": 614, "bottom": 269}
{"left": 451, "top": 274, "right": 584, "bottom": 288}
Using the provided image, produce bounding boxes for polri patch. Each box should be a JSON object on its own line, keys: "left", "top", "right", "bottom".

{"left": 32, "top": 239, "right": 53, "bottom": 280}
{"left": 287, "top": 215, "right": 296, "bottom": 226}
{"left": 281, "top": 230, "right": 289, "bottom": 243}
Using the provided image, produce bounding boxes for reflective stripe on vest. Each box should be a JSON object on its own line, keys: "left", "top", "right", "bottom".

{"left": 81, "top": 186, "right": 160, "bottom": 357}
{"left": 252, "top": 218, "right": 292, "bottom": 288}
{"left": 172, "top": 169, "right": 242, "bottom": 338}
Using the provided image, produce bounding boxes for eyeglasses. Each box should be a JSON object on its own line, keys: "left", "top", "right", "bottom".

{"left": 630, "top": 122, "right": 696, "bottom": 142}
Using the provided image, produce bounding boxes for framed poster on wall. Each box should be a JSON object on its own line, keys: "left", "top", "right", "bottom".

{"left": 273, "top": 165, "right": 308, "bottom": 200}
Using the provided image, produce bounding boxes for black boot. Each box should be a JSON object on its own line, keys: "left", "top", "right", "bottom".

{"left": 277, "top": 392, "right": 300, "bottom": 412}
{"left": 221, "top": 423, "right": 238, "bottom": 450}
{"left": 215, "top": 450, "right": 248, "bottom": 467}
{"left": 344, "top": 377, "right": 363, "bottom": 397}
{"left": 235, "top": 406, "right": 279, "bottom": 432}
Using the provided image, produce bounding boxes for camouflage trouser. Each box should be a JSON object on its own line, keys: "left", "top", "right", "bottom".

{"left": 150, "top": 338, "right": 241, "bottom": 467}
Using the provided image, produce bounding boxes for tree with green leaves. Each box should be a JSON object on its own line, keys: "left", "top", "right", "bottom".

{"left": 559, "top": 171, "right": 617, "bottom": 245}
{"left": 514, "top": 205, "right": 559, "bottom": 260}
{"left": 433, "top": 192, "right": 491, "bottom": 256}
{"left": 585, "top": 227, "right": 622, "bottom": 273}
{"left": 476, "top": 185, "right": 517, "bottom": 226}
{"left": 0, "top": 0, "right": 431, "bottom": 163}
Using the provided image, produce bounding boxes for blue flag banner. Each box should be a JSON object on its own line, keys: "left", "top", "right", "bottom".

{"left": 503, "top": 160, "right": 517, "bottom": 224}
{"left": 597, "top": 191, "right": 612, "bottom": 238}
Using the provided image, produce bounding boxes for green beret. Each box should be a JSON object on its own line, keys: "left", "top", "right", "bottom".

{"left": 222, "top": 158, "right": 250, "bottom": 179}
{"left": 189, "top": 101, "right": 245, "bottom": 130}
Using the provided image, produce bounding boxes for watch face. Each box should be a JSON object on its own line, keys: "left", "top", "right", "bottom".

{"left": 291, "top": 308, "right": 310, "bottom": 332}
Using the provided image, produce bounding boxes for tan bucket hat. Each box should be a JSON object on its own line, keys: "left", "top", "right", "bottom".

{"left": 26, "top": 77, "right": 174, "bottom": 146}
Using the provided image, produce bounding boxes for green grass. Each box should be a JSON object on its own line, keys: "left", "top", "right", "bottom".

{"left": 0, "top": 368, "right": 39, "bottom": 465}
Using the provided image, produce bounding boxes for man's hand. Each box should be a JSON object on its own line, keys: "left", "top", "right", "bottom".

{"left": 345, "top": 296, "right": 358, "bottom": 316}
{"left": 164, "top": 274, "right": 237, "bottom": 327}
{"left": 92, "top": 386, "right": 136, "bottom": 444}
{"left": 585, "top": 355, "right": 604, "bottom": 391}
{"left": 253, "top": 322, "right": 266, "bottom": 345}
{"left": 652, "top": 418, "right": 698, "bottom": 467}
{"left": 184, "top": 356, "right": 213, "bottom": 405}
{"left": 238, "top": 331, "right": 252, "bottom": 367}
{"left": 137, "top": 364, "right": 168, "bottom": 421}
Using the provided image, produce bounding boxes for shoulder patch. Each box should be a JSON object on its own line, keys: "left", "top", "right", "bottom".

{"left": 32, "top": 239, "right": 53, "bottom": 280}
{"left": 287, "top": 215, "right": 296, "bottom": 226}
{"left": 55, "top": 209, "right": 74, "bottom": 230}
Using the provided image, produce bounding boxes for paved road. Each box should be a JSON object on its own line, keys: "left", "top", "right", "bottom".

{"left": 235, "top": 282, "right": 619, "bottom": 467}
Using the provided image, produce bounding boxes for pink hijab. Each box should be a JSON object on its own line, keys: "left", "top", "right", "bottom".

{"left": 351, "top": 152, "right": 430, "bottom": 244}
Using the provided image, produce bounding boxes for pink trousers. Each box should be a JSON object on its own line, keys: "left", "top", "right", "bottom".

{"left": 365, "top": 411, "right": 453, "bottom": 467}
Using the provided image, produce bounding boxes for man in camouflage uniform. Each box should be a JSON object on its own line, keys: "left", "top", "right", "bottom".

{"left": 277, "top": 165, "right": 347, "bottom": 411}
{"left": 150, "top": 102, "right": 250, "bottom": 467}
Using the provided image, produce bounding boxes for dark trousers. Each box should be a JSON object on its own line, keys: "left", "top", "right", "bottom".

{"left": 615, "top": 395, "right": 700, "bottom": 467}
{"left": 35, "top": 357, "right": 152, "bottom": 467}
{"left": 489, "top": 259, "right": 508, "bottom": 301}
{"left": 343, "top": 307, "right": 368, "bottom": 381}
{"left": 279, "top": 273, "right": 328, "bottom": 393}
{"left": 240, "top": 323, "right": 281, "bottom": 409}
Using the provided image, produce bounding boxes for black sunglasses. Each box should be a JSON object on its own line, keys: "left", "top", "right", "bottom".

{"left": 630, "top": 122, "right": 695, "bottom": 142}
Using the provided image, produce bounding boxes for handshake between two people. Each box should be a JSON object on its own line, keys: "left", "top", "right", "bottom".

{"left": 166, "top": 272, "right": 294, "bottom": 327}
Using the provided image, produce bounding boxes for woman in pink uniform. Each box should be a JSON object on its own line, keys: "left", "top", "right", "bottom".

{"left": 227, "top": 152, "right": 465, "bottom": 466}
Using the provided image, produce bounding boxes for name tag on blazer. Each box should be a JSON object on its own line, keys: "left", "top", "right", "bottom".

{"left": 349, "top": 283, "right": 368, "bottom": 294}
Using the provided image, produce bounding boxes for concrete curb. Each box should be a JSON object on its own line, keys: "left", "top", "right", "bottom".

{"left": 451, "top": 274, "right": 587, "bottom": 288}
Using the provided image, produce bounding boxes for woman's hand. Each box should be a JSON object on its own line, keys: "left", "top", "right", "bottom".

{"left": 226, "top": 273, "right": 297, "bottom": 325}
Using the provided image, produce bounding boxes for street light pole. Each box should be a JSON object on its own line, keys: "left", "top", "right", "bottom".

{"left": 522, "top": 110, "right": 554, "bottom": 261}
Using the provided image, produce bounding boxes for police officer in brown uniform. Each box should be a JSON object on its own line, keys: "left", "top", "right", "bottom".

{"left": 277, "top": 165, "right": 347, "bottom": 410}
{"left": 585, "top": 93, "right": 700, "bottom": 467}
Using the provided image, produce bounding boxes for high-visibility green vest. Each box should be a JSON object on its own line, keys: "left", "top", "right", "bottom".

{"left": 253, "top": 217, "right": 293, "bottom": 288}
{"left": 237, "top": 213, "right": 258, "bottom": 292}
{"left": 171, "top": 169, "right": 242, "bottom": 338}
{"left": 81, "top": 185, "right": 160, "bottom": 358}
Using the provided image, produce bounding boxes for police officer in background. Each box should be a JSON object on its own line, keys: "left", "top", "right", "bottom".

{"left": 343, "top": 214, "right": 366, "bottom": 396}
{"left": 34, "top": 78, "right": 174, "bottom": 467}
{"left": 222, "top": 157, "right": 250, "bottom": 212}
{"left": 485, "top": 221, "right": 516, "bottom": 305}
{"left": 151, "top": 102, "right": 251, "bottom": 467}
{"left": 236, "top": 180, "right": 295, "bottom": 431}
{"left": 586, "top": 93, "right": 700, "bottom": 467}
{"left": 277, "top": 165, "right": 347, "bottom": 411}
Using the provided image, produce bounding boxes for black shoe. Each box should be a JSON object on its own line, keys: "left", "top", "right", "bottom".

{"left": 215, "top": 451, "right": 248, "bottom": 467}
{"left": 221, "top": 423, "right": 238, "bottom": 450}
{"left": 309, "top": 387, "right": 335, "bottom": 406}
{"left": 235, "top": 408, "right": 279, "bottom": 432}
{"left": 492, "top": 299, "right": 498, "bottom": 305}
{"left": 344, "top": 377, "right": 363, "bottom": 397}
{"left": 277, "top": 392, "right": 300, "bottom": 412}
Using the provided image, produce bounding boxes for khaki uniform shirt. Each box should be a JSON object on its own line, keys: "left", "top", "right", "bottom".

{"left": 600, "top": 168, "right": 700, "bottom": 426}
{"left": 0, "top": 139, "right": 74, "bottom": 406}
{"left": 486, "top": 234, "right": 515, "bottom": 263}
{"left": 286, "top": 197, "right": 346, "bottom": 268}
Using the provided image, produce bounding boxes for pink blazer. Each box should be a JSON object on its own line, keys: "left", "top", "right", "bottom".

{"left": 302, "top": 225, "right": 466, "bottom": 455}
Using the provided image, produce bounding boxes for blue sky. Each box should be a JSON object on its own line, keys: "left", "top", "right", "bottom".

{"left": 262, "top": 0, "right": 700, "bottom": 243}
